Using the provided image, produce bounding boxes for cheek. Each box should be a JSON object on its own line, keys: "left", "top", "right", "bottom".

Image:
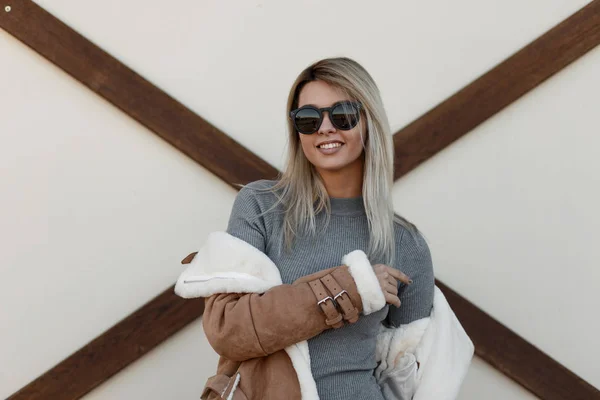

{"left": 298, "top": 135, "right": 314, "bottom": 156}
{"left": 345, "top": 129, "right": 365, "bottom": 155}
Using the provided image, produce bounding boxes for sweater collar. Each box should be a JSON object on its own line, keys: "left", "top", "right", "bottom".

{"left": 329, "top": 196, "right": 366, "bottom": 216}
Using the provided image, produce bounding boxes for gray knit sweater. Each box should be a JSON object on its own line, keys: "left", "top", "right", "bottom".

{"left": 226, "top": 180, "right": 434, "bottom": 400}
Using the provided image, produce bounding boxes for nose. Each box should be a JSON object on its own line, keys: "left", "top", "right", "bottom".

{"left": 318, "top": 111, "right": 336, "bottom": 135}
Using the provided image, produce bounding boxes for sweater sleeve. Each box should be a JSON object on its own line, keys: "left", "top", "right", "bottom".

{"left": 226, "top": 182, "right": 270, "bottom": 253}
{"left": 385, "top": 227, "right": 435, "bottom": 327}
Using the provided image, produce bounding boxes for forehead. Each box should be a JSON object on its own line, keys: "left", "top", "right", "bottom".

{"left": 298, "top": 80, "right": 350, "bottom": 108}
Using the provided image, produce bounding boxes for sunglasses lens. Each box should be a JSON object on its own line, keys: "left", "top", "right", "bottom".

{"left": 294, "top": 108, "right": 322, "bottom": 134}
{"left": 331, "top": 102, "right": 360, "bottom": 130}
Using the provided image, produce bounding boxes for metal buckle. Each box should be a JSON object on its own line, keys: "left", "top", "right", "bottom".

{"left": 317, "top": 296, "right": 334, "bottom": 306}
{"left": 333, "top": 290, "right": 348, "bottom": 301}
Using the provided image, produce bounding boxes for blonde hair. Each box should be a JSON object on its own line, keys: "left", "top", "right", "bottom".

{"left": 264, "top": 57, "right": 413, "bottom": 264}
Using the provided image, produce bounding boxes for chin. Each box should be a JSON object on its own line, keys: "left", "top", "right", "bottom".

{"left": 313, "top": 161, "right": 351, "bottom": 172}
{"left": 306, "top": 151, "right": 364, "bottom": 173}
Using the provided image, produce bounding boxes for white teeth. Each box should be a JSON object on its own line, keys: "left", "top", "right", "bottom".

{"left": 319, "top": 142, "right": 342, "bottom": 149}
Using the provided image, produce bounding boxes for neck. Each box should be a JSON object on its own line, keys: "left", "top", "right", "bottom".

{"left": 317, "top": 159, "right": 364, "bottom": 198}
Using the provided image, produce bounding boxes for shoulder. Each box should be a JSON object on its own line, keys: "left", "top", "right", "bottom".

{"left": 241, "top": 179, "right": 278, "bottom": 192}
{"left": 230, "top": 179, "right": 283, "bottom": 220}
{"left": 227, "top": 180, "right": 281, "bottom": 251}
{"left": 394, "top": 222, "right": 429, "bottom": 253}
{"left": 234, "top": 180, "right": 279, "bottom": 208}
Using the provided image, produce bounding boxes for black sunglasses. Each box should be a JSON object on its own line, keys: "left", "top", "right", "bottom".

{"left": 290, "top": 101, "right": 362, "bottom": 134}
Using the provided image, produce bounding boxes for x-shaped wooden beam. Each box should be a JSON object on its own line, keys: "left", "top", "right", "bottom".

{"left": 2, "top": 1, "right": 599, "bottom": 399}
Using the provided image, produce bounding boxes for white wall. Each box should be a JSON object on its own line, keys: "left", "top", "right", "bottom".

{"left": 0, "top": 27, "right": 229, "bottom": 398}
{"left": 394, "top": 44, "right": 600, "bottom": 389}
{"left": 1, "top": 0, "right": 596, "bottom": 398}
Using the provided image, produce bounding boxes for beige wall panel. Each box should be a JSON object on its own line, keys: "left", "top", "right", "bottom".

{"left": 0, "top": 29, "right": 234, "bottom": 397}
{"left": 393, "top": 45, "right": 600, "bottom": 388}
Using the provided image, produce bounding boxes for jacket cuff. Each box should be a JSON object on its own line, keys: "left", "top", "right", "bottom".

{"left": 342, "top": 250, "right": 386, "bottom": 315}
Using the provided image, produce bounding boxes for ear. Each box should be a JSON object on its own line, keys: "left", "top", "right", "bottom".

{"left": 180, "top": 252, "right": 198, "bottom": 264}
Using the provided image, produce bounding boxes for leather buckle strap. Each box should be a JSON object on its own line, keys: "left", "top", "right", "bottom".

{"left": 308, "top": 279, "right": 343, "bottom": 328}
{"left": 321, "top": 274, "right": 360, "bottom": 323}
{"left": 201, "top": 373, "right": 247, "bottom": 400}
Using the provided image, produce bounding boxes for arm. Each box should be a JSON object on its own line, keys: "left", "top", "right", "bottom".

{"left": 196, "top": 183, "right": 374, "bottom": 361}
{"left": 225, "top": 181, "right": 270, "bottom": 253}
{"left": 375, "top": 228, "right": 435, "bottom": 397}
{"left": 202, "top": 265, "right": 364, "bottom": 361}
{"left": 386, "top": 227, "right": 435, "bottom": 328}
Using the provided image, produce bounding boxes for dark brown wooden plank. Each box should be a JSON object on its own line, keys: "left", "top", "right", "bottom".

{"left": 436, "top": 281, "right": 600, "bottom": 400}
{"left": 3, "top": 1, "right": 599, "bottom": 399}
{"left": 0, "top": 0, "right": 278, "bottom": 188}
{"left": 393, "top": 0, "right": 600, "bottom": 180}
{"left": 7, "top": 288, "right": 204, "bottom": 400}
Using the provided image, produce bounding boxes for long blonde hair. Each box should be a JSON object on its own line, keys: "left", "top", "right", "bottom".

{"left": 265, "top": 57, "right": 412, "bottom": 264}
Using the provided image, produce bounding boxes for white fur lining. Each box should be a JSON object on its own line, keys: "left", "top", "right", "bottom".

{"left": 342, "top": 250, "right": 386, "bottom": 315}
{"left": 177, "top": 272, "right": 276, "bottom": 297}
{"left": 375, "top": 318, "right": 429, "bottom": 400}
{"left": 412, "top": 287, "right": 474, "bottom": 400}
{"left": 284, "top": 342, "right": 320, "bottom": 400}
{"left": 376, "top": 318, "right": 429, "bottom": 380}
{"left": 175, "top": 232, "right": 282, "bottom": 298}
{"left": 175, "top": 232, "right": 321, "bottom": 400}
{"left": 374, "top": 287, "right": 474, "bottom": 400}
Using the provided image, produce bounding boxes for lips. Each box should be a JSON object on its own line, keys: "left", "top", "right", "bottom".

{"left": 316, "top": 140, "right": 344, "bottom": 155}
{"left": 316, "top": 140, "right": 344, "bottom": 149}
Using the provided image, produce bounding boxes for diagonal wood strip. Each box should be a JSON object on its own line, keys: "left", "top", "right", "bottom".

{"left": 393, "top": 0, "right": 600, "bottom": 180}
{"left": 2, "top": 1, "right": 599, "bottom": 399}
{"left": 7, "top": 288, "right": 204, "bottom": 400}
{"left": 436, "top": 281, "right": 599, "bottom": 400}
{"left": 0, "top": 0, "right": 277, "bottom": 189}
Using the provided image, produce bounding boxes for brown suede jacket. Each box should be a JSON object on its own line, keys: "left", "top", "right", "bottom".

{"left": 175, "top": 232, "right": 474, "bottom": 400}
{"left": 196, "top": 263, "right": 362, "bottom": 400}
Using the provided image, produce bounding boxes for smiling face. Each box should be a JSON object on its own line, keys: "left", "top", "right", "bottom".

{"left": 296, "top": 80, "right": 366, "bottom": 175}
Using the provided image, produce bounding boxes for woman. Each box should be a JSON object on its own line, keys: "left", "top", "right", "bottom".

{"left": 175, "top": 57, "right": 473, "bottom": 400}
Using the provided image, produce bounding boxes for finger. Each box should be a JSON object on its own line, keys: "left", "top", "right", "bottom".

{"left": 387, "top": 274, "right": 397, "bottom": 286}
{"left": 376, "top": 273, "right": 390, "bottom": 286}
{"left": 373, "top": 264, "right": 386, "bottom": 273}
{"left": 386, "top": 267, "right": 413, "bottom": 285}
{"left": 385, "top": 293, "right": 401, "bottom": 308}
{"left": 386, "top": 282, "right": 398, "bottom": 295}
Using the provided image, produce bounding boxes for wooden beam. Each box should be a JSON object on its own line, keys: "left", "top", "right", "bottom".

{"left": 437, "top": 281, "right": 600, "bottom": 400}
{"left": 2, "top": 1, "right": 599, "bottom": 399}
{"left": 0, "top": 0, "right": 278, "bottom": 189}
{"left": 393, "top": 0, "right": 600, "bottom": 180}
{"left": 8, "top": 288, "right": 204, "bottom": 400}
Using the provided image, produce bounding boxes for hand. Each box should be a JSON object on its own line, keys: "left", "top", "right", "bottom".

{"left": 373, "top": 264, "right": 412, "bottom": 308}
